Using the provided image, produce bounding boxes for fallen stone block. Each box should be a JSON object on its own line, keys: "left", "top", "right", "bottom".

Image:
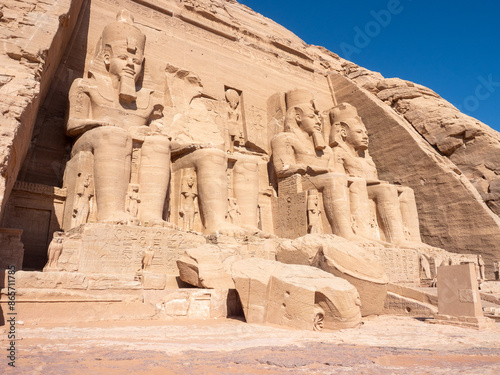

{"left": 231, "top": 258, "right": 361, "bottom": 331}
{"left": 276, "top": 234, "right": 388, "bottom": 316}
{"left": 176, "top": 244, "right": 235, "bottom": 289}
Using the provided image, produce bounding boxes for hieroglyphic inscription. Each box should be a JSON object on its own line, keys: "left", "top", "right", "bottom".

{"left": 244, "top": 105, "right": 268, "bottom": 153}
{"left": 372, "top": 247, "right": 420, "bottom": 284}
{"left": 276, "top": 192, "right": 307, "bottom": 239}
{"left": 78, "top": 224, "right": 205, "bottom": 275}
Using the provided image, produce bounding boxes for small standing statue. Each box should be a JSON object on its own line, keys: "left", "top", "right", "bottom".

{"left": 142, "top": 246, "right": 154, "bottom": 272}
{"left": 226, "top": 197, "right": 242, "bottom": 226}
{"left": 307, "top": 191, "right": 322, "bottom": 234}
{"left": 43, "top": 232, "right": 64, "bottom": 271}
{"left": 478, "top": 255, "right": 486, "bottom": 281}
{"left": 72, "top": 173, "right": 93, "bottom": 227}
{"left": 494, "top": 260, "right": 500, "bottom": 281}
{"left": 419, "top": 253, "right": 432, "bottom": 279}
{"left": 127, "top": 184, "right": 141, "bottom": 219}
{"left": 225, "top": 88, "right": 244, "bottom": 153}
{"left": 179, "top": 170, "right": 198, "bottom": 231}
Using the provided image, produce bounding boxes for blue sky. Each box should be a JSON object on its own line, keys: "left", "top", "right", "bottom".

{"left": 239, "top": 0, "right": 500, "bottom": 132}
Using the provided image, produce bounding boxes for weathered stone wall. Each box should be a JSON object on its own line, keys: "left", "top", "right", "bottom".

{"left": 0, "top": 0, "right": 84, "bottom": 222}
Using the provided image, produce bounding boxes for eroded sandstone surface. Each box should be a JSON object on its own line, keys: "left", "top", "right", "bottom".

{"left": 0, "top": 0, "right": 499, "bottom": 336}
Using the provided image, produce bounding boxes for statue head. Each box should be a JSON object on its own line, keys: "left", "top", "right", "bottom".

{"left": 285, "top": 89, "right": 321, "bottom": 135}
{"left": 225, "top": 88, "right": 240, "bottom": 110}
{"left": 181, "top": 169, "right": 197, "bottom": 192}
{"left": 284, "top": 89, "right": 325, "bottom": 150}
{"left": 100, "top": 10, "right": 146, "bottom": 101}
{"left": 329, "top": 103, "right": 368, "bottom": 151}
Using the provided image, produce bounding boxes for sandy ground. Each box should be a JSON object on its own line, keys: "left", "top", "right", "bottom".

{"left": 1, "top": 316, "right": 500, "bottom": 374}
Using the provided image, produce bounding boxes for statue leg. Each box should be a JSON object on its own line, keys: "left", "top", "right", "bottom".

{"left": 233, "top": 157, "right": 259, "bottom": 229}
{"left": 73, "top": 127, "right": 132, "bottom": 222}
{"left": 348, "top": 178, "right": 376, "bottom": 239}
{"left": 174, "top": 149, "right": 231, "bottom": 234}
{"left": 398, "top": 187, "right": 421, "bottom": 242}
{"left": 304, "top": 174, "right": 355, "bottom": 239}
{"left": 368, "top": 184, "right": 406, "bottom": 244}
{"left": 138, "top": 135, "right": 171, "bottom": 222}
{"left": 193, "top": 148, "right": 229, "bottom": 234}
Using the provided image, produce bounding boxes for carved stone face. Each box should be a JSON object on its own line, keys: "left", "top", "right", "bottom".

{"left": 297, "top": 105, "right": 321, "bottom": 135}
{"left": 344, "top": 119, "right": 369, "bottom": 150}
{"left": 104, "top": 43, "right": 144, "bottom": 82}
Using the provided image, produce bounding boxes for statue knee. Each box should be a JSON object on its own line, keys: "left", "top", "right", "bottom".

{"left": 348, "top": 177, "right": 367, "bottom": 193}
{"left": 195, "top": 148, "right": 227, "bottom": 168}
{"left": 234, "top": 159, "right": 258, "bottom": 174}
{"left": 374, "top": 183, "right": 399, "bottom": 201}
{"left": 142, "top": 135, "right": 171, "bottom": 156}
{"left": 92, "top": 126, "right": 130, "bottom": 148}
{"left": 397, "top": 186, "right": 415, "bottom": 198}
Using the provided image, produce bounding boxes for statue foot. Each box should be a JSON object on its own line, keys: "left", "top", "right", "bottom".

{"left": 101, "top": 213, "right": 131, "bottom": 225}
{"left": 206, "top": 222, "right": 252, "bottom": 237}
{"left": 43, "top": 266, "right": 59, "bottom": 272}
{"left": 241, "top": 225, "right": 277, "bottom": 239}
{"left": 141, "top": 218, "right": 166, "bottom": 227}
{"left": 345, "top": 234, "right": 383, "bottom": 247}
{"left": 394, "top": 240, "right": 434, "bottom": 250}
{"left": 163, "top": 221, "right": 181, "bottom": 230}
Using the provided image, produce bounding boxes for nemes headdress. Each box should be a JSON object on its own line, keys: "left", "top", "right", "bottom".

{"left": 329, "top": 102, "right": 359, "bottom": 125}
{"left": 285, "top": 88, "right": 315, "bottom": 110}
{"left": 102, "top": 10, "right": 146, "bottom": 53}
{"left": 328, "top": 102, "right": 361, "bottom": 147}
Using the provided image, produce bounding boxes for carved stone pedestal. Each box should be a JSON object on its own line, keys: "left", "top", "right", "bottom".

{"left": 57, "top": 223, "right": 206, "bottom": 276}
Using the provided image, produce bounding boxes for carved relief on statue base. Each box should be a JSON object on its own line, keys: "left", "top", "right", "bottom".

{"left": 57, "top": 223, "right": 205, "bottom": 275}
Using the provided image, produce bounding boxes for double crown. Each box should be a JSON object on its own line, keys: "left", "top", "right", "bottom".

{"left": 102, "top": 10, "right": 146, "bottom": 53}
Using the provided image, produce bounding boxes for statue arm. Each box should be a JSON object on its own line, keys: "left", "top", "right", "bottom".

{"left": 66, "top": 79, "right": 113, "bottom": 137}
{"left": 271, "top": 134, "right": 307, "bottom": 178}
{"left": 329, "top": 147, "right": 347, "bottom": 174}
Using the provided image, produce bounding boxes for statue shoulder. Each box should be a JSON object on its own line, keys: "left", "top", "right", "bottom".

{"left": 271, "top": 132, "right": 297, "bottom": 147}
{"left": 69, "top": 76, "right": 99, "bottom": 99}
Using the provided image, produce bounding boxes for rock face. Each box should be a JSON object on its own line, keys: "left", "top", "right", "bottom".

{"left": 231, "top": 258, "right": 362, "bottom": 331}
{"left": 0, "top": 0, "right": 83, "bottom": 222}
{"left": 0, "top": 0, "right": 498, "bottom": 329}
{"left": 351, "top": 72, "right": 500, "bottom": 217}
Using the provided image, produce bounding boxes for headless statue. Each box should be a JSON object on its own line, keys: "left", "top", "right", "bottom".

{"left": 307, "top": 191, "right": 322, "bottom": 234}
{"left": 72, "top": 172, "right": 93, "bottom": 227}
{"left": 168, "top": 80, "right": 259, "bottom": 236}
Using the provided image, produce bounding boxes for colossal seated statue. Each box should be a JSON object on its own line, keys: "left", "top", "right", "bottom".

{"left": 329, "top": 103, "right": 427, "bottom": 248}
{"left": 165, "top": 73, "right": 260, "bottom": 235}
{"left": 271, "top": 89, "right": 372, "bottom": 244}
{"left": 65, "top": 10, "right": 170, "bottom": 226}
{"left": 271, "top": 89, "right": 430, "bottom": 249}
